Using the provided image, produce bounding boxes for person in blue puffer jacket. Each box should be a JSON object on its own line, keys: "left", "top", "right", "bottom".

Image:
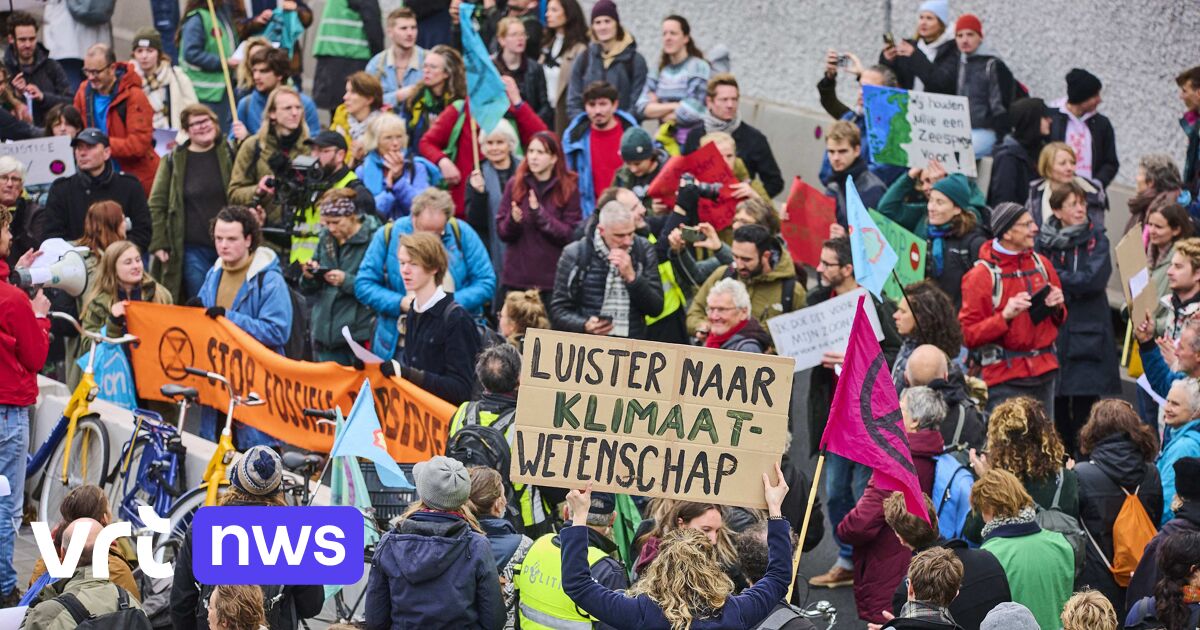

{"left": 355, "top": 188, "right": 495, "bottom": 360}
{"left": 365, "top": 456, "right": 505, "bottom": 630}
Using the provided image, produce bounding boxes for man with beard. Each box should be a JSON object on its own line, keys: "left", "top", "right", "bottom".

{"left": 823, "top": 120, "right": 887, "bottom": 228}
{"left": 288, "top": 130, "right": 376, "bottom": 264}
{"left": 563, "top": 81, "right": 638, "bottom": 217}
{"left": 685, "top": 223, "right": 806, "bottom": 339}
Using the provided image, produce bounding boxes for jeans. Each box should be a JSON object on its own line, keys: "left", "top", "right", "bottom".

{"left": 825, "top": 452, "right": 870, "bottom": 565}
{"left": 0, "top": 406, "right": 29, "bottom": 595}
{"left": 972, "top": 128, "right": 997, "bottom": 157}
{"left": 183, "top": 246, "right": 218, "bottom": 302}
{"left": 987, "top": 376, "right": 1058, "bottom": 422}
{"left": 149, "top": 0, "right": 181, "bottom": 62}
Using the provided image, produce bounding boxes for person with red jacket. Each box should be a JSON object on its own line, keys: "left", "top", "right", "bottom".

{"left": 74, "top": 44, "right": 160, "bottom": 195}
{"left": 419, "top": 74, "right": 547, "bottom": 218}
{"left": 960, "top": 201, "right": 1067, "bottom": 419}
{"left": 836, "top": 386, "right": 943, "bottom": 626}
{"left": 0, "top": 209, "right": 51, "bottom": 606}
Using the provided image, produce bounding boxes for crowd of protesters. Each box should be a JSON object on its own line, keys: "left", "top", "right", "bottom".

{"left": 2, "top": 0, "right": 1200, "bottom": 628}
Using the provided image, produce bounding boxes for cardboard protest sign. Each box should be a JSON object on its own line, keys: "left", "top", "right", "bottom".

{"left": 766, "top": 287, "right": 885, "bottom": 372}
{"left": 780, "top": 176, "right": 837, "bottom": 268}
{"left": 870, "top": 209, "right": 927, "bottom": 302}
{"left": 645, "top": 141, "right": 742, "bottom": 230}
{"left": 0, "top": 136, "right": 74, "bottom": 186}
{"left": 862, "top": 85, "right": 976, "bottom": 177}
{"left": 511, "top": 329, "right": 794, "bottom": 508}
{"left": 125, "top": 303, "right": 457, "bottom": 462}
{"left": 1115, "top": 227, "right": 1158, "bottom": 325}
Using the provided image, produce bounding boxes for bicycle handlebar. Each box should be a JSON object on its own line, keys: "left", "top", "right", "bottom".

{"left": 303, "top": 408, "right": 337, "bottom": 420}
{"left": 185, "top": 366, "right": 264, "bottom": 406}
{"left": 184, "top": 366, "right": 216, "bottom": 379}
{"left": 51, "top": 312, "right": 138, "bottom": 345}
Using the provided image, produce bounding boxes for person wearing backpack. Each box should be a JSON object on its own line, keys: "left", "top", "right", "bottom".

{"left": 365, "top": 455, "right": 505, "bottom": 629}
{"left": 1127, "top": 458, "right": 1200, "bottom": 616}
{"left": 23, "top": 517, "right": 150, "bottom": 630}
{"left": 970, "top": 469, "right": 1074, "bottom": 630}
{"left": 1074, "top": 400, "right": 1163, "bottom": 609}
{"left": 1124, "top": 531, "right": 1200, "bottom": 630}
{"left": 902, "top": 346, "right": 987, "bottom": 454}
{"left": 196, "top": 206, "right": 293, "bottom": 446}
{"left": 169, "top": 447, "right": 323, "bottom": 630}
{"left": 885, "top": 492, "right": 1011, "bottom": 630}
{"left": 959, "top": 202, "right": 1067, "bottom": 418}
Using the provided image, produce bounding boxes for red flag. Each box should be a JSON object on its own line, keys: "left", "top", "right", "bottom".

{"left": 820, "top": 295, "right": 929, "bottom": 523}
{"left": 780, "top": 176, "right": 837, "bottom": 268}
{"left": 645, "top": 142, "right": 742, "bottom": 230}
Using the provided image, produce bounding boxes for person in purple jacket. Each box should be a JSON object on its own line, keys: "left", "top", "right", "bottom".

{"left": 560, "top": 464, "right": 793, "bottom": 630}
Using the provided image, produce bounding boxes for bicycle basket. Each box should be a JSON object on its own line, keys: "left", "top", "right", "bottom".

{"left": 359, "top": 461, "right": 418, "bottom": 528}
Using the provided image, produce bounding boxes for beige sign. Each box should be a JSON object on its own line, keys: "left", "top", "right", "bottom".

{"left": 510, "top": 329, "right": 795, "bottom": 508}
{"left": 1115, "top": 227, "right": 1158, "bottom": 325}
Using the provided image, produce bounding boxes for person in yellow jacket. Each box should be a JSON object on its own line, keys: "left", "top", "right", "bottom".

{"left": 514, "top": 492, "right": 628, "bottom": 630}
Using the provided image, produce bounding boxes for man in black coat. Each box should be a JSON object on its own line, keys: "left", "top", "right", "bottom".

{"left": 1125, "top": 457, "right": 1200, "bottom": 615}
{"left": 42, "top": 128, "right": 152, "bottom": 251}
{"left": 682, "top": 73, "right": 783, "bottom": 198}
{"left": 903, "top": 344, "right": 987, "bottom": 452}
{"left": 887, "top": 493, "right": 1012, "bottom": 630}
{"left": 3, "top": 12, "right": 72, "bottom": 125}
{"left": 1049, "top": 68, "right": 1119, "bottom": 190}
{"left": 550, "top": 199, "right": 663, "bottom": 340}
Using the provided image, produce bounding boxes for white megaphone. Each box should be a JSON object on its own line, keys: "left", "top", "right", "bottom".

{"left": 14, "top": 245, "right": 89, "bottom": 297}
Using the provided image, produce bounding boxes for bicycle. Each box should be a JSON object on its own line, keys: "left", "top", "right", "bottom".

{"left": 797, "top": 600, "right": 837, "bottom": 630}
{"left": 154, "top": 365, "right": 265, "bottom": 555}
{"left": 31, "top": 312, "right": 137, "bottom": 523}
{"left": 105, "top": 383, "right": 197, "bottom": 528}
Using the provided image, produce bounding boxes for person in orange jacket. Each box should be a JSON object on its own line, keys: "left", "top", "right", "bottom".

{"left": 959, "top": 201, "right": 1067, "bottom": 419}
{"left": 74, "top": 44, "right": 159, "bottom": 195}
{"left": 418, "top": 74, "right": 546, "bottom": 217}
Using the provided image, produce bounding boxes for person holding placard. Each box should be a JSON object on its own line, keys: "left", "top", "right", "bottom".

{"left": 559, "top": 465, "right": 793, "bottom": 630}
{"left": 1034, "top": 181, "right": 1119, "bottom": 453}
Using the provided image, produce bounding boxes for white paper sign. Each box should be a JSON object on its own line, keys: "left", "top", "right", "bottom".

{"left": 153, "top": 128, "right": 179, "bottom": 157}
{"left": 0, "top": 135, "right": 74, "bottom": 186}
{"left": 767, "top": 287, "right": 885, "bottom": 372}
{"left": 903, "top": 91, "right": 976, "bottom": 176}
{"left": 1129, "top": 268, "right": 1150, "bottom": 302}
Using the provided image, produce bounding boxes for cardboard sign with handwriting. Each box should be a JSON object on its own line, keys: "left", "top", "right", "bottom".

{"left": 510, "top": 329, "right": 795, "bottom": 508}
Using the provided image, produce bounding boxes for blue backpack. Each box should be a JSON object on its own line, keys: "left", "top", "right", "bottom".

{"left": 932, "top": 452, "right": 976, "bottom": 541}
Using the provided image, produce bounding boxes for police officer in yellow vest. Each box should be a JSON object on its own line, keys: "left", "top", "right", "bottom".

{"left": 310, "top": 0, "right": 382, "bottom": 112}
{"left": 449, "top": 344, "right": 559, "bottom": 538}
{"left": 515, "top": 492, "right": 627, "bottom": 630}
{"left": 296, "top": 130, "right": 376, "bottom": 264}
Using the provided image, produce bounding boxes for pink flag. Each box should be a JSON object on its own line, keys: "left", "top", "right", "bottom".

{"left": 820, "top": 295, "right": 929, "bottom": 523}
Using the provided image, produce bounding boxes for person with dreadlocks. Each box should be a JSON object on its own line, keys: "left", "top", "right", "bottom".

{"left": 963, "top": 396, "right": 1078, "bottom": 545}
{"left": 559, "top": 465, "right": 792, "bottom": 630}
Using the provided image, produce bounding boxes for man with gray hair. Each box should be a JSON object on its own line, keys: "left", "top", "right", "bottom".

{"left": 1137, "top": 317, "right": 1200, "bottom": 402}
{"left": 551, "top": 199, "right": 663, "bottom": 339}
{"left": 703, "top": 278, "right": 772, "bottom": 353}
{"left": 73, "top": 43, "right": 159, "bottom": 196}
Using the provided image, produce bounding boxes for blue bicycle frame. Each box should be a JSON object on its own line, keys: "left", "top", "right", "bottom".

{"left": 111, "top": 409, "right": 187, "bottom": 527}
{"left": 28, "top": 415, "right": 72, "bottom": 473}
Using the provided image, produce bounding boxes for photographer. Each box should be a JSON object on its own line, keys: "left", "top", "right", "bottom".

{"left": 228, "top": 86, "right": 309, "bottom": 241}
{"left": 287, "top": 130, "right": 376, "bottom": 265}
{"left": 300, "top": 189, "right": 379, "bottom": 365}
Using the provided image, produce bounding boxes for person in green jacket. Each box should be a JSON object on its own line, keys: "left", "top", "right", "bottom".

{"left": 148, "top": 104, "right": 234, "bottom": 300}
{"left": 971, "top": 468, "right": 1074, "bottom": 630}
{"left": 876, "top": 159, "right": 988, "bottom": 237}
{"left": 300, "top": 188, "right": 379, "bottom": 365}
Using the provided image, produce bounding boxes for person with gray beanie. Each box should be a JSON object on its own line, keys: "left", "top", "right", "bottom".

{"left": 169, "top": 446, "right": 324, "bottom": 630}
{"left": 959, "top": 202, "right": 1066, "bottom": 419}
{"left": 980, "top": 602, "right": 1039, "bottom": 630}
{"left": 365, "top": 455, "right": 505, "bottom": 629}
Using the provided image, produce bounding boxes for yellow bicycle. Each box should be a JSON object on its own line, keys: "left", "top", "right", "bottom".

{"left": 33, "top": 313, "right": 138, "bottom": 523}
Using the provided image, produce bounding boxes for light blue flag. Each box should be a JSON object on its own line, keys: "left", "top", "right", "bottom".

{"left": 330, "top": 379, "right": 413, "bottom": 489}
{"left": 325, "top": 409, "right": 381, "bottom": 601}
{"left": 459, "top": 2, "right": 511, "bottom": 133}
{"left": 846, "top": 176, "right": 899, "bottom": 299}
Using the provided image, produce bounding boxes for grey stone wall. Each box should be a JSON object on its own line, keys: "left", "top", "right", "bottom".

{"left": 612, "top": 0, "right": 1200, "bottom": 187}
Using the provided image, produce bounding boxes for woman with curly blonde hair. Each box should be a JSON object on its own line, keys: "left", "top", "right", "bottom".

{"left": 963, "top": 396, "right": 1078, "bottom": 544}
{"left": 559, "top": 466, "right": 792, "bottom": 630}
{"left": 498, "top": 289, "right": 550, "bottom": 351}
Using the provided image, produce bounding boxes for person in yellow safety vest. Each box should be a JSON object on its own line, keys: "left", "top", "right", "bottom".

{"left": 593, "top": 185, "right": 689, "bottom": 344}
{"left": 514, "top": 492, "right": 628, "bottom": 630}
{"left": 448, "top": 344, "right": 559, "bottom": 538}
{"left": 293, "top": 130, "right": 377, "bottom": 264}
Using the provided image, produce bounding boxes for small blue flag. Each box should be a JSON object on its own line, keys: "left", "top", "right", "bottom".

{"left": 330, "top": 379, "right": 412, "bottom": 489}
{"left": 847, "top": 177, "right": 898, "bottom": 299}
{"left": 325, "top": 408, "right": 382, "bottom": 600}
{"left": 460, "top": 3, "right": 510, "bottom": 133}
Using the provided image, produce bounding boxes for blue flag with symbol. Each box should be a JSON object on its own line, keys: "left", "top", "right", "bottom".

{"left": 847, "top": 176, "right": 898, "bottom": 299}
{"left": 459, "top": 2, "right": 510, "bottom": 133}
{"left": 330, "top": 379, "right": 412, "bottom": 489}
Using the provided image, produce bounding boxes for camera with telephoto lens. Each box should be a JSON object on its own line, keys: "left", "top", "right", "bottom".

{"left": 258, "top": 155, "right": 331, "bottom": 257}
{"left": 679, "top": 173, "right": 722, "bottom": 200}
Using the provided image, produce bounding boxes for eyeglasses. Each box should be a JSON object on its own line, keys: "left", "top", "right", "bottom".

{"left": 705, "top": 305, "right": 740, "bottom": 314}
{"left": 0, "top": 175, "right": 22, "bottom": 184}
{"left": 82, "top": 64, "right": 112, "bottom": 78}
{"left": 187, "top": 118, "right": 214, "bottom": 130}
{"left": 819, "top": 259, "right": 843, "bottom": 268}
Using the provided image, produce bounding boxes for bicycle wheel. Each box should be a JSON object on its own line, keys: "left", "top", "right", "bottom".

{"left": 153, "top": 484, "right": 220, "bottom": 564}
{"left": 38, "top": 415, "right": 110, "bottom": 524}
{"left": 107, "top": 437, "right": 154, "bottom": 525}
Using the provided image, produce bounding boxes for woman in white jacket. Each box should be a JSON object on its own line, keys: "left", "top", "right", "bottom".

{"left": 129, "top": 27, "right": 198, "bottom": 140}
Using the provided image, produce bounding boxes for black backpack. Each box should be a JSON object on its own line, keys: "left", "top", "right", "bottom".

{"left": 256, "top": 271, "right": 311, "bottom": 360}
{"left": 446, "top": 404, "right": 515, "bottom": 485}
{"left": 53, "top": 587, "right": 152, "bottom": 630}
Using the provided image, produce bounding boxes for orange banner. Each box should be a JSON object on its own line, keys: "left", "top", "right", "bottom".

{"left": 125, "top": 302, "right": 456, "bottom": 462}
